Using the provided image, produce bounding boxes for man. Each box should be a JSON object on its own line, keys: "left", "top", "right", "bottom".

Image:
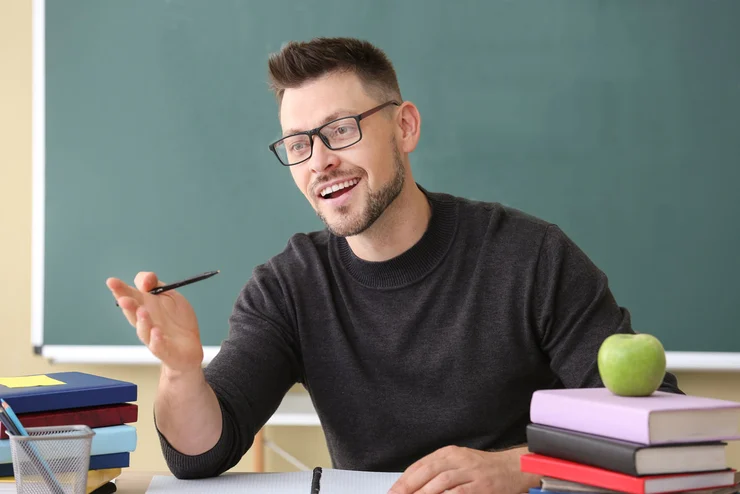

{"left": 106, "top": 37, "right": 681, "bottom": 494}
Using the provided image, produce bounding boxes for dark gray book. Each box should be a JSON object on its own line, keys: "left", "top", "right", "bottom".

{"left": 89, "top": 482, "right": 116, "bottom": 494}
{"left": 526, "top": 423, "right": 727, "bottom": 476}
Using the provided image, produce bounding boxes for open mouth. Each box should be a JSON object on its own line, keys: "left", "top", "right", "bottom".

{"left": 318, "top": 178, "right": 360, "bottom": 200}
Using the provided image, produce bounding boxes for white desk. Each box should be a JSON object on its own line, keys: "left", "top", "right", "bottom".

{"left": 254, "top": 393, "right": 320, "bottom": 471}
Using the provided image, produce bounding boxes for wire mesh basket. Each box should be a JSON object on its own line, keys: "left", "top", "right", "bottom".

{"left": 7, "top": 425, "right": 94, "bottom": 494}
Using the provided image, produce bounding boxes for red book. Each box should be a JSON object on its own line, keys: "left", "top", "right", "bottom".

{"left": 520, "top": 453, "right": 735, "bottom": 494}
{"left": 0, "top": 403, "right": 137, "bottom": 439}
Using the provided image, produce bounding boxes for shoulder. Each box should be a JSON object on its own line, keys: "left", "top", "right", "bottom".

{"left": 429, "top": 189, "right": 598, "bottom": 290}
{"left": 233, "top": 229, "right": 331, "bottom": 319}
{"left": 427, "top": 189, "right": 557, "bottom": 250}
{"left": 249, "top": 229, "right": 331, "bottom": 286}
{"left": 267, "top": 229, "right": 331, "bottom": 272}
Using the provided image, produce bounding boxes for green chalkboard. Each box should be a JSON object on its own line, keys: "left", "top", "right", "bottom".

{"left": 39, "top": 0, "right": 740, "bottom": 364}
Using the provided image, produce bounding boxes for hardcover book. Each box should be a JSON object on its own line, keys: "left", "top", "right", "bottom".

{"left": 0, "top": 403, "right": 138, "bottom": 439}
{"left": 1, "top": 425, "right": 137, "bottom": 464}
{"left": 530, "top": 388, "right": 740, "bottom": 444}
{"left": 538, "top": 473, "right": 740, "bottom": 494}
{"left": 530, "top": 483, "right": 740, "bottom": 494}
{"left": 0, "top": 373, "right": 137, "bottom": 414}
{"left": 0, "top": 452, "right": 130, "bottom": 477}
{"left": 520, "top": 453, "right": 736, "bottom": 494}
{"left": 0, "top": 467, "right": 122, "bottom": 493}
{"left": 526, "top": 423, "right": 727, "bottom": 476}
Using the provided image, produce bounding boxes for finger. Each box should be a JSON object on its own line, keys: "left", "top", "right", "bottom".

{"left": 148, "top": 327, "right": 169, "bottom": 364}
{"left": 134, "top": 272, "right": 164, "bottom": 293}
{"left": 117, "top": 296, "right": 140, "bottom": 327}
{"left": 135, "top": 307, "right": 153, "bottom": 346}
{"left": 106, "top": 277, "right": 143, "bottom": 303}
{"left": 389, "top": 459, "right": 452, "bottom": 494}
{"left": 443, "top": 484, "right": 476, "bottom": 494}
{"left": 415, "top": 469, "right": 470, "bottom": 494}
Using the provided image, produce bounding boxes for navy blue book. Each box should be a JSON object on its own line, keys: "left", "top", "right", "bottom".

{"left": 0, "top": 452, "right": 130, "bottom": 476}
{"left": 0, "top": 372, "right": 137, "bottom": 414}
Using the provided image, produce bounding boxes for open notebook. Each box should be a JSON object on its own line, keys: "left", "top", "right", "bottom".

{"left": 145, "top": 468, "right": 402, "bottom": 493}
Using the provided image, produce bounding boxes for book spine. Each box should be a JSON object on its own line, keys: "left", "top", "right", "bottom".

{"left": 0, "top": 424, "right": 137, "bottom": 463}
{"left": 526, "top": 424, "right": 639, "bottom": 476}
{"left": 520, "top": 454, "right": 644, "bottom": 494}
{"left": 87, "top": 425, "right": 137, "bottom": 456}
{"left": 0, "top": 404, "right": 138, "bottom": 439}
{"left": 0, "top": 452, "right": 130, "bottom": 477}
{"left": 7, "top": 384, "right": 137, "bottom": 414}
{"left": 530, "top": 393, "right": 651, "bottom": 444}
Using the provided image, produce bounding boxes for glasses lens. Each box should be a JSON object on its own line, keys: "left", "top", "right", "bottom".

{"left": 320, "top": 117, "right": 361, "bottom": 149}
{"left": 275, "top": 134, "right": 312, "bottom": 165}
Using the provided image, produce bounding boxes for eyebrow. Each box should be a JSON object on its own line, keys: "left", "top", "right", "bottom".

{"left": 282, "top": 108, "right": 357, "bottom": 137}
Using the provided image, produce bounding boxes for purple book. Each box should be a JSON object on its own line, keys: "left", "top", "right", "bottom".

{"left": 530, "top": 388, "right": 740, "bottom": 445}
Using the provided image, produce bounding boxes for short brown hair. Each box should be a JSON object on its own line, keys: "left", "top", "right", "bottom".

{"left": 267, "top": 37, "right": 402, "bottom": 108}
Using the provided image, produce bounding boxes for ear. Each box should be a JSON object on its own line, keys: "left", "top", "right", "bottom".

{"left": 396, "top": 101, "right": 421, "bottom": 153}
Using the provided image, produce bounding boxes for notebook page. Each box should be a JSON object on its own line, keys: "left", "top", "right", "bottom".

{"left": 145, "top": 471, "right": 311, "bottom": 493}
{"left": 320, "top": 469, "right": 402, "bottom": 494}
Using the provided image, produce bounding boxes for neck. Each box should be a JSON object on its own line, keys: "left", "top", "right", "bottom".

{"left": 345, "top": 181, "right": 432, "bottom": 262}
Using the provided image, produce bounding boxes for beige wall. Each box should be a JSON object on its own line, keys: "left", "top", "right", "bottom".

{"left": 2, "top": 0, "right": 740, "bottom": 475}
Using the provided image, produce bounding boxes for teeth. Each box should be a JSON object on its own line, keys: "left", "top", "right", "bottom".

{"left": 320, "top": 178, "right": 359, "bottom": 197}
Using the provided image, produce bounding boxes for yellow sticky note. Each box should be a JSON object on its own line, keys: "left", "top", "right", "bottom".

{"left": 0, "top": 375, "right": 66, "bottom": 388}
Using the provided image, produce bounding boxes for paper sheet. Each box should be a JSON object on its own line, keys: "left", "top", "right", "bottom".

{"left": 146, "top": 471, "right": 311, "bottom": 493}
{"left": 145, "top": 469, "right": 403, "bottom": 493}
{"left": 320, "top": 469, "right": 402, "bottom": 493}
{"left": 0, "top": 375, "right": 66, "bottom": 388}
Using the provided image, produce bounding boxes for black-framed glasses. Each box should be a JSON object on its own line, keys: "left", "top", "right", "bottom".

{"left": 268, "top": 100, "right": 400, "bottom": 166}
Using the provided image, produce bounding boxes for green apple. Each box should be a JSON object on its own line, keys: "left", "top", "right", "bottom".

{"left": 597, "top": 333, "right": 666, "bottom": 397}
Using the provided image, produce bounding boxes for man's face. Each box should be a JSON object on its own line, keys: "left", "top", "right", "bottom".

{"left": 279, "top": 72, "right": 404, "bottom": 237}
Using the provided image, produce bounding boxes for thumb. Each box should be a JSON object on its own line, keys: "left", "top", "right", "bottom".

{"left": 134, "top": 271, "right": 165, "bottom": 293}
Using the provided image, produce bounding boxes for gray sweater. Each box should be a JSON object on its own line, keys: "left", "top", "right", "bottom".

{"left": 157, "top": 188, "right": 681, "bottom": 478}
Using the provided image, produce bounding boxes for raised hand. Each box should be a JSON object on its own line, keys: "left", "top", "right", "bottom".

{"left": 106, "top": 271, "right": 203, "bottom": 373}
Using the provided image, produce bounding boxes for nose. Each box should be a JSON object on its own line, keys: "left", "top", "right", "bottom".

{"left": 308, "top": 135, "right": 340, "bottom": 174}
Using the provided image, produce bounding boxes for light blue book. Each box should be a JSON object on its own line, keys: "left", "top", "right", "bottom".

{"left": 0, "top": 424, "right": 136, "bottom": 464}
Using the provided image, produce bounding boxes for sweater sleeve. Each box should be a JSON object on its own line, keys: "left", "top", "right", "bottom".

{"left": 532, "top": 224, "right": 682, "bottom": 394}
{"left": 156, "top": 261, "right": 302, "bottom": 478}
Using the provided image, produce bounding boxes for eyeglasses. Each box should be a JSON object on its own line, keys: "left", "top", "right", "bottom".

{"left": 268, "top": 100, "right": 400, "bottom": 166}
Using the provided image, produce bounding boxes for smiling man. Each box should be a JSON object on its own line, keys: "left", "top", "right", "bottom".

{"left": 106, "top": 37, "right": 682, "bottom": 494}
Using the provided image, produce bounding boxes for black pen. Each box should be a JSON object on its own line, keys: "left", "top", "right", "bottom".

{"left": 115, "top": 270, "right": 220, "bottom": 306}
{"left": 310, "top": 466, "right": 322, "bottom": 494}
{"left": 149, "top": 270, "right": 220, "bottom": 294}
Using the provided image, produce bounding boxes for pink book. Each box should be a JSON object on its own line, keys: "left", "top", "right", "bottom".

{"left": 530, "top": 388, "right": 740, "bottom": 445}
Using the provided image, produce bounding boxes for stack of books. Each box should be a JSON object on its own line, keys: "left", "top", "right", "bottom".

{"left": 521, "top": 387, "right": 740, "bottom": 494}
{"left": 0, "top": 372, "right": 137, "bottom": 493}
